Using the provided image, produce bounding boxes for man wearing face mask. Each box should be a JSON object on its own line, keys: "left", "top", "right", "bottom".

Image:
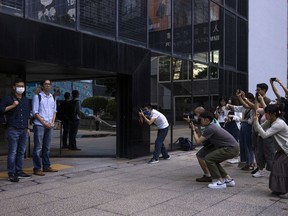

{"left": 0, "top": 78, "right": 32, "bottom": 182}
{"left": 139, "top": 104, "right": 170, "bottom": 164}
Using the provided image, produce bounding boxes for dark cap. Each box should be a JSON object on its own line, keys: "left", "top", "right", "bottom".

{"left": 199, "top": 111, "right": 214, "bottom": 121}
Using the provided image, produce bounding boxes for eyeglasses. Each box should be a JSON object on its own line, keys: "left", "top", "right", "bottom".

{"left": 43, "top": 83, "right": 51, "bottom": 86}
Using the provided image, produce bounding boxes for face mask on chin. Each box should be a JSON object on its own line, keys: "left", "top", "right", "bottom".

{"left": 15, "top": 87, "right": 25, "bottom": 94}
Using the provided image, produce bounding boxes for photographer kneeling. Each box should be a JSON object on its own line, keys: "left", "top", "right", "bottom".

{"left": 191, "top": 111, "right": 240, "bottom": 189}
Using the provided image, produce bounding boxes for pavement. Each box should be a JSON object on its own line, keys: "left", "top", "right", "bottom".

{"left": 0, "top": 143, "right": 288, "bottom": 215}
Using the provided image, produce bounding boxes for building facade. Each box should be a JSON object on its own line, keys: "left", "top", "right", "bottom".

{"left": 0, "top": 0, "right": 263, "bottom": 158}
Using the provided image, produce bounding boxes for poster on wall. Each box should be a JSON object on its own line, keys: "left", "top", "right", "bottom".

{"left": 26, "top": 80, "right": 94, "bottom": 116}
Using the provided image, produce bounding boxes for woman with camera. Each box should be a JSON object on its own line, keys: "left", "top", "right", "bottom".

{"left": 253, "top": 104, "right": 288, "bottom": 199}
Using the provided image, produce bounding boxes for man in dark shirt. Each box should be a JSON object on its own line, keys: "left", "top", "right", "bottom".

{"left": 191, "top": 111, "right": 240, "bottom": 189}
{"left": 0, "top": 78, "right": 31, "bottom": 182}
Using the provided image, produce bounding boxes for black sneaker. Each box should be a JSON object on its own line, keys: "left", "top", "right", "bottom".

{"left": 196, "top": 175, "right": 212, "bottom": 182}
{"left": 17, "top": 172, "right": 32, "bottom": 179}
{"left": 159, "top": 155, "right": 171, "bottom": 160}
{"left": 148, "top": 158, "right": 159, "bottom": 164}
{"left": 251, "top": 167, "right": 259, "bottom": 174}
{"left": 8, "top": 174, "right": 19, "bottom": 182}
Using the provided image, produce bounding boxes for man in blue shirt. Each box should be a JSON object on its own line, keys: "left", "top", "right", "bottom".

{"left": 32, "top": 80, "right": 58, "bottom": 176}
{"left": 0, "top": 78, "right": 31, "bottom": 182}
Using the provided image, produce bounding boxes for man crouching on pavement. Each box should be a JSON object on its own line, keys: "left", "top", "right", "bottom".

{"left": 191, "top": 111, "right": 239, "bottom": 189}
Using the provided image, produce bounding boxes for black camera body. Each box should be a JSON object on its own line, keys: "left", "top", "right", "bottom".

{"left": 183, "top": 112, "right": 200, "bottom": 125}
{"left": 270, "top": 77, "right": 276, "bottom": 82}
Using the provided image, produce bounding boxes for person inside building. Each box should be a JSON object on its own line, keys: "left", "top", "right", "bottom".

{"left": 191, "top": 111, "right": 239, "bottom": 189}
{"left": 57, "top": 92, "right": 71, "bottom": 149}
{"left": 0, "top": 78, "right": 32, "bottom": 182}
{"left": 68, "top": 90, "right": 81, "bottom": 151}
{"left": 253, "top": 104, "right": 288, "bottom": 199}
{"left": 138, "top": 104, "right": 170, "bottom": 164}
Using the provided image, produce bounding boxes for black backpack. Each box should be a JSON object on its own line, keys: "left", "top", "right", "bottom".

{"left": 176, "top": 137, "right": 195, "bottom": 151}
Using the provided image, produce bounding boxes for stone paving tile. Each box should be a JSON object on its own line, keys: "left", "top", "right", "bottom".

{"left": 0, "top": 192, "right": 60, "bottom": 214}
{"left": 19, "top": 199, "right": 87, "bottom": 216}
{"left": 70, "top": 208, "right": 120, "bottom": 216}
{"left": 65, "top": 190, "right": 124, "bottom": 208}
{"left": 133, "top": 203, "right": 199, "bottom": 216}
{"left": 97, "top": 188, "right": 182, "bottom": 215}
{"left": 0, "top": 181, "right": 67, "bottom": 200}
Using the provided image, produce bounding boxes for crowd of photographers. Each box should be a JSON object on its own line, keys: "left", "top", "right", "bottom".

{"left": 182, "top": 77, "right": 288, "bottom": 199}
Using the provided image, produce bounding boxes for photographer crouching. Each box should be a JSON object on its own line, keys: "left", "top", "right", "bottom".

{"left": 191, "top": 111, "right": 240, "bottom": 189}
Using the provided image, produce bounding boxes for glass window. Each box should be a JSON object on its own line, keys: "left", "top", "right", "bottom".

{"left": 0, "top": 0, "right": 23, "bottom": 16}
{"left": 172, "top": 58, "right": 189, "bottom": 81}
{"left": 193, "top": 62, "right": 208, "bottom": 80}
{"left": 149, "top": 0, "right": 172, "bottom": 53}
{"left": 238, "top": 0, "right": 248, "bottom": 18}
{"left": 193, "top": 0, "right": 209, "bottom": 63}
{"left": 225, "top": 0, "right": 236, "bottom": 11}
{"left": 210, "top": 1, "right": 223, "bottom": 66}
{"left": 79, "top": 0, "right": 115, "bottom": 37}
{"left": 158, "top": 56, "right": 171, "bottom": 82}
{"left": 237, "top": 18, "right": 248, "bottom": 72}
{"left": 212, "top": 0, "right": 223, "bottom": 5}
{"left": 210, "top": 66, "right": 219, "bottom": 79}
{"left": 173, "top": 0, "right": 192, "bottom": 58}
{"left": 27, "top": 0, "right": 76, "bottom": 28}
{"left": 119, "top": 0, "right": 147, "bottom": 46}
{"left": 224, "top": 11, "right": 236, "bottom": 67}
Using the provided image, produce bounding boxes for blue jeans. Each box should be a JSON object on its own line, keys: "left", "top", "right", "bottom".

{"left": 33, "top": 125, "right": 53, "bottom": 171}
{"left": 153, "top": 126, "right": 169, "bottom": 159}
{"left": 6, "top": 128, "right": 28, "bottom": 175}
{"left": 239, "top": 122, "right": 254, "bottom": 164}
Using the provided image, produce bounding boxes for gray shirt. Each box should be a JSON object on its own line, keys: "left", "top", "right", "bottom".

{"left": 202, "top": 123, "right": 239, "bottom": 148}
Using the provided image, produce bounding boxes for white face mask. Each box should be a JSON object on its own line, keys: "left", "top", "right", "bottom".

{"left": 16, "top": 87, "right": 25, "bottom": 94}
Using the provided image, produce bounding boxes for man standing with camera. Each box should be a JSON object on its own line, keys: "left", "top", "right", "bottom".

{"left": 139, "top": 104, "right": 170, "bottom": 164}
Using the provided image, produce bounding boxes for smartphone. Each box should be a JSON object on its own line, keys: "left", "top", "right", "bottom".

{"left": 270, "top": 77, "right": 276, "bottom": 82}
{"left": 256, "top": 92, "right": 260, "bottom": 97}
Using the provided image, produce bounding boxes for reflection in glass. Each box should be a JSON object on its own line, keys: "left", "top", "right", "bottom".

{"left": 194, "top": 0, "right": 209, "bottom": 63}
{"left": 119, "top": 0, "right": 147, "bottom": 45}
{"left": 149, "top": 0, "right": 172, "bottom": 52}
{"left": 173, "top": 0, "right": 192, "bottom": 57}
{"left": 27, "top": 0, "right": 76, "bottom": 27}
{"left": 210, "top": 2, "right": 223, "bottom": 65}
{"left": 172, "top": 59, "right": 188, "bottom": 81}
{"left": 210, "top": 66, "right": 219, "bottom": 79}
{"left": 158, "top": 56, "right": 171, "bottom": 82}
{"left": 0, "top": 0, "right": 23, "bottom": 16}
{"left": 79, "top": 0, "right": 115, "bottom": 37}
{"left": 225, "top": 11, "right": 236, "bottom": 67}
{"left": 193, "top": 62, "right": 208, "bottom": 80}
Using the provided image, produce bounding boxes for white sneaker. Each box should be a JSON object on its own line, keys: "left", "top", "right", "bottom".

{"left": 252, "top": 170, "right": 264, "bottom": 178}
{"left": 224, "top": 179, "right": 235, "bottom": 187}
{"left": 208, "top": 181, "right": 226, "bottom": 189}
{"left": 227, "top": 158, "right": 239, "bottom": 164}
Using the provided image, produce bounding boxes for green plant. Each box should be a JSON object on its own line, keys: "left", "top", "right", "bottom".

{"left": 106, "top": 99, "right": 117, "bottom": 120}
{"left": 81, "top": 96, "right": 108, "bottom": 114}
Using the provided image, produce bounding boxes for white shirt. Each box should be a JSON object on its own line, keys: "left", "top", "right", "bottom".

{"left": 150, "top": 109, "right": 169, "bottom": 129}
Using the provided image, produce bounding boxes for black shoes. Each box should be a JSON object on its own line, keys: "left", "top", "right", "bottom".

{"left": 196, "top": 175, "right": 212, "bottom": 182}
{"left": 17, "top": 172, "right": 32, "bottom": 179}
{"left": 159, "top": 155, "right": 171, "bottom": 160}
{"left": 69, "top": 147, "right": 81, "bottom": 151}
{"left": 8, "top": 174, "right": 19, "bottom": 182}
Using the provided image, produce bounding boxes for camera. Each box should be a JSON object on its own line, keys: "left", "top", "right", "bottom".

{"left": 255, "top": 92, "right": 260, "bottom": 98}
{"left": 138, "top": 109, "right": 142, "bottom": 112}
{"left": 183, "top": 112, "right": 200, "bottom": 125}
{"left": 270, "top": 77, "right": 276, "bottom": 82}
